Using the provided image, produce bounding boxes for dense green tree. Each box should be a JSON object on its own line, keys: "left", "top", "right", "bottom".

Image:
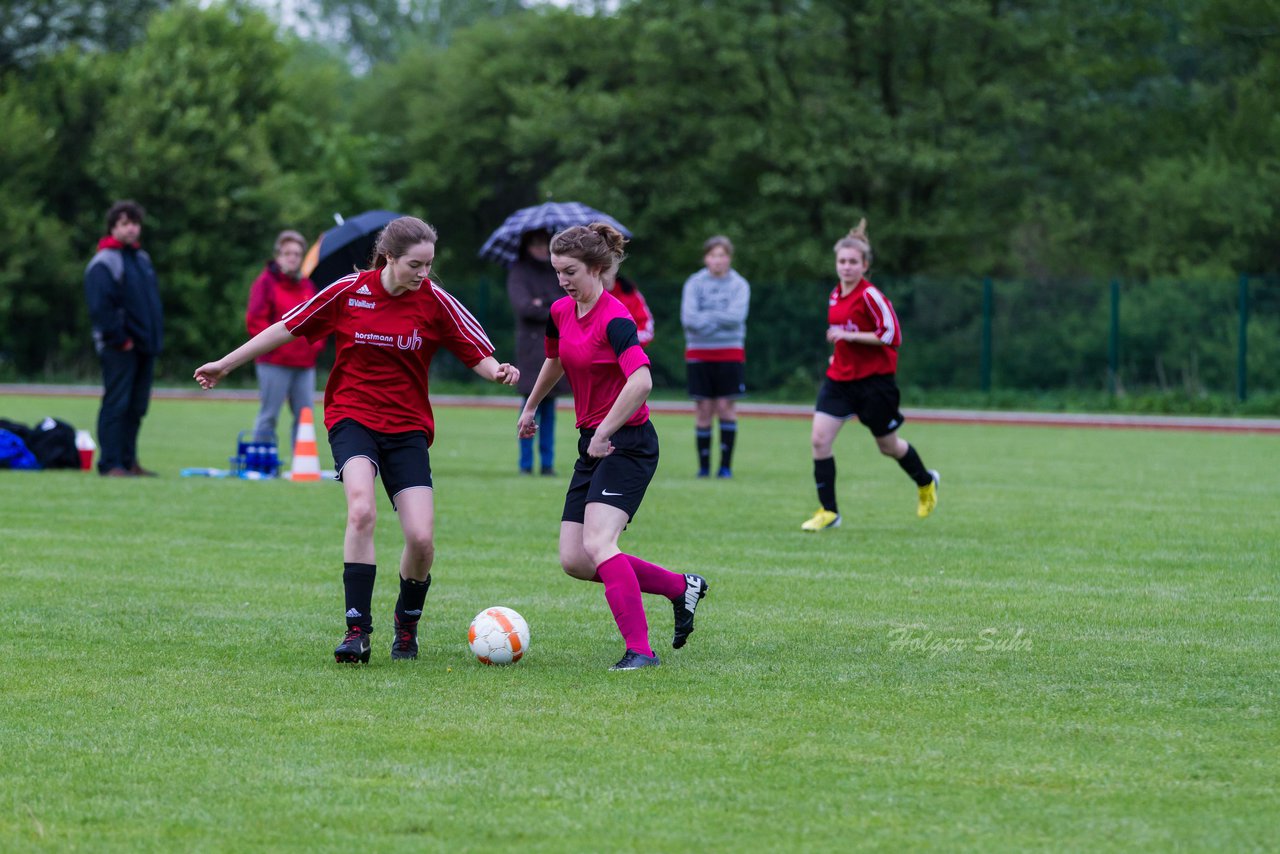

{"left": 310, "top": 0, "right": 525, "bottom": 67}
{"left": 0, "top": 0, "right": 1275, "bottom": 398}
{"left": 0, "top": 85, "right": 80, "bottom": 376}
{"left": 87, "top": 2, "right": 294, "bottom": 364}
{"left": 0, "top": 0, "right": 172, "bottom": 70}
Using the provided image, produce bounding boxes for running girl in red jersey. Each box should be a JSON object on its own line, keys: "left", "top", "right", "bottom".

{"left": 194, "top": 216, "right": 519, "bottom": 663}
{"left": 518, "top": 223, "right": 707, "bottom": 671}
{"left": 800, "top": 219, "right": 939, "bottom": 532}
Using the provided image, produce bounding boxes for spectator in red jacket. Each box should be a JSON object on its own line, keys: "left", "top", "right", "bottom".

{"left": 603, "top": 266, "right": 655, "bottom": 348}
{"left": 245, "top": 230, "right": 325, "bottom": 453}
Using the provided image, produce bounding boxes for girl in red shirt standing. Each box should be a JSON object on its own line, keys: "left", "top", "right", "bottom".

{"left": 518, "top": 224, "right": 708, "bottom": 671}
{"left": 603, "top": 267, "right": 655, "bottom": 348}
{"left": 801, "top": 220, "right": 939, "bottom": 532}
{"left": 195, "top": 216, "right": 519, "bottom": 663}
{"left": 244, "top": 229, "right": 325, "bottom": 454}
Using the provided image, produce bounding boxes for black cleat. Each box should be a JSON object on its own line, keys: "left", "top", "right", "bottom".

{"left": 334, "top": 626, "right": 371, "bottom": 664}
{"left": 391, "top": 612, "right": 419, "bottom": 660}
{"left": 609, "top": 649, "right": 661, "bottom": 671}
{"left": 672, "top": 573, "right": 708, "bottom": 649}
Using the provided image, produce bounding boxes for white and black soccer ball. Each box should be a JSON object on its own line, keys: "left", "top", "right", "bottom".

{"left": 467, "top": 606, "right": 530, "bottom": 665}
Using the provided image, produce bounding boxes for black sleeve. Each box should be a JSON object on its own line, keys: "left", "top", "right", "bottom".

{"left": 544, "top": 313, "right": 560, "bottom": 341}
{"left": 605, "top": 317, "right": 640, "bottom": 357}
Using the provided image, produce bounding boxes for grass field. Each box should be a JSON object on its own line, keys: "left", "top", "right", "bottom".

{"left": 1, "top": 392, "right": 1276, "bottom": 851}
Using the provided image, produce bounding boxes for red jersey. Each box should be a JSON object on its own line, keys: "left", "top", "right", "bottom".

{"left": 546, "top": 291, "right": 651, "bottom": 429}
{"left": 246, "top": 264, "right": 324, "bottom": 368}
{"left": 284, "top": 269, "right": 494, "bottom": 442}
{"left": 826, "top": 278, "right": 901, "bottom": 381}
{"left": 610, "top": 286, "right": 655, "bottom": 347}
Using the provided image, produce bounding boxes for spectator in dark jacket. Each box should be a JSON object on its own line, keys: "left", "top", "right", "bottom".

{"left": 506, "top": 229, "right": 571, "bottom": 475}
{"left": 246, "top": 229, "right": 325, "bottom": 454}
{"left": 84, "top": 200, "right": 164, "bottom": 477}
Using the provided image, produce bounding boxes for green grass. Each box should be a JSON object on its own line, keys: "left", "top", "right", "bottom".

{"left": 1, "top": 393, "right": 1276, "bottom": 851}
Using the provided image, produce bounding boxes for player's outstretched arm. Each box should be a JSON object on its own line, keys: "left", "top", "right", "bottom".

{"left": 517, "top": 358, "right": 564, "bottom": 438}
{"left": 194, "top": 321, "right": 297, "bottom": 389}
{"left": 471, "top": 356, "right": 520, "bottom": 387}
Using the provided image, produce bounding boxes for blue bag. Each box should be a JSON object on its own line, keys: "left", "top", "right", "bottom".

{"left": 0, "top": 429, "right": 41, "bottom": 470}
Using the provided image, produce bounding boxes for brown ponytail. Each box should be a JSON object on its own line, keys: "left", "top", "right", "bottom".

{"left": 550, "top": 222, "right": 628, "bottom": 271}
{"left": 369, "top": 216, "right": 438, "bottom": 269}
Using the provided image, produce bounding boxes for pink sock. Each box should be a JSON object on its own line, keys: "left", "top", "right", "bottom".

{"left": 595, "top": 553, "right": 652, "bottom": 656}
{"left": 625, "top": 554, "right": 686, "bottom": 600}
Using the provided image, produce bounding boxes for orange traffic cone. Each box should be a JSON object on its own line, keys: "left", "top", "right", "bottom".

{"left": 290, "top": 407, "right": 321, "bottom": 482}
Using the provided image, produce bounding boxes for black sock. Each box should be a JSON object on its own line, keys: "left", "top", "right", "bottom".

{"left": 718, "top": 420, "right": 737, "bottom": 471}
{"left": 814, "top": 457, "right": 837, "bottom": 512}
{"left": 897, "top": 444, "right": 933, "bottom": 486}
{"left": 395, "top": 574, "right": 431, "bottom": 625}
{"left": 342, "top": 562, "right": 376, "bottom": 633}
{"left": 696, "top": 428, "right": 712, "bottom": 472}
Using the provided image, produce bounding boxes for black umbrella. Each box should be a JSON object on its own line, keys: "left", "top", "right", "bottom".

{"left": 302, "top": 210, "right": 404, "bottom": 288}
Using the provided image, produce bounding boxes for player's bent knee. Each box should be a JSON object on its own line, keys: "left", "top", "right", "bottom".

{"left": 560, "top": 561, "right": 596, "bottom": 581}
{"left": 346, "top": 505, "right": 376, "bottom": 536}
{"left": 404, "top": 532, "right": 434, "bottom": 559}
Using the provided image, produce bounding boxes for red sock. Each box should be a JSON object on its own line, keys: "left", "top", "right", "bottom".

{"left": 595, "top": 553, "right": 652, "bottom": 656}
{"left": 625, "top": 554, "right": 686, "bottom": 600}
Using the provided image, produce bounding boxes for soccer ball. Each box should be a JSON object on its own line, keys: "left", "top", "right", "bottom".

{"left": 468, "top": 606, "right": 530, "bottom": 665}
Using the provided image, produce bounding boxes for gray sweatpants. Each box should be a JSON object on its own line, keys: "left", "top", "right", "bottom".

{"left": 253, "top": 363, "right": 317, "bottom": 454}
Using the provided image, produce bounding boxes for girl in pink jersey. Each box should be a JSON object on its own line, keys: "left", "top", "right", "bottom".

{"left": 195, "top": 216, "right": 519, "bottom": 663}
{"left": 801, "top": 219, "right": 939, "bottom": 532}
{"left": 518, "top": 223, "right": 708, "bottom": 671}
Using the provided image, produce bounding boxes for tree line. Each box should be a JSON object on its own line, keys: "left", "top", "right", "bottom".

{"left": 1, "top": 0, "right": 1276, "bottom": 399}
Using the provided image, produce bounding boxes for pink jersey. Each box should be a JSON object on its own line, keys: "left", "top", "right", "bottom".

{"left": 546, "top": 291, "right": 651, "bottom": 429}
{"left": 284, "top": 269, "right": 494, "bottom": 442}
{"left": 826, "top": 278, "right": 900, "bottom": 381}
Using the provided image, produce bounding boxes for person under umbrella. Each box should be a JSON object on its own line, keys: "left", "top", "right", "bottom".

{"left": 506, "top": 229, "right": 571, "bottom": 475}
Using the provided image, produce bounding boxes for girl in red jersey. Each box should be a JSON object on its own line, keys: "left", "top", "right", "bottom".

{"left": 602, "top": 266, "right": 655, "bottom": 348}
{"left": 518, "top": 224, "right": 707, "bottom": 671}
{"left": 800, "top": 220, "right": 939, "bottom": 532}
{"left": 195, "top": 217, "right": 519, "bottom": 663}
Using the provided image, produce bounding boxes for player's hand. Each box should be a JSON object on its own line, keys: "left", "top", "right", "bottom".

{"left": 587, "top": 433, "right": 614, "bottom": 458}
{"left": 517, "top": 412, "right": 538, "bottom": 439}
{"left": 826, "top": 326, "right": 846, "bottom": 343}
{"left": 494, "top": 363, "right": 520, "bottom": 386}
{"left": 193, "top": 362, "right": 228, "bottom": 390}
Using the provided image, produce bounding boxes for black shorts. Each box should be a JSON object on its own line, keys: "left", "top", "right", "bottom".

{"left": 329, "top": 418, "right": 432, "bottom": 510}
{"left": 815, "top": 374, "right": 905, "bottom": 437}
{"left": 686, "top": 361, "right": 746, "bottom": 400}
{"left": 561, "top": 421, "right": 660, "bottom": 524}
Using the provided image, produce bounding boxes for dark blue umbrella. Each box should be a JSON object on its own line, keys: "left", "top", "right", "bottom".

{"left": 302, "top": 210, "right": 404, "bottom": 288}
{"left": 478, "top": 202, "right": 632, "bottom": 267}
